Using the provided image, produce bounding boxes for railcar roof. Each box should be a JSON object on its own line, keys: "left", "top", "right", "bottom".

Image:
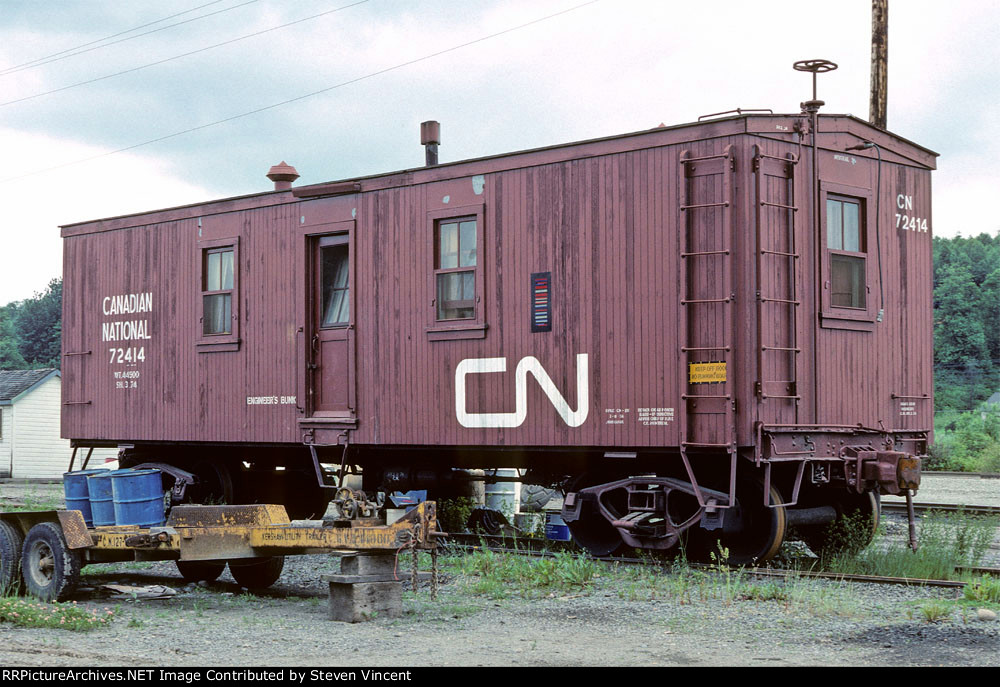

{"left": 61, "top": 113, "right": 937, "bottom": 235}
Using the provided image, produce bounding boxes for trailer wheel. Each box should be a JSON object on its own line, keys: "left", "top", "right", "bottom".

{"left": 798, "top": 492, "right": 880, "bottom": 559}
{"left": 21, "top": 522, "right": 81, "bottom": 602}
{"left": 0, "top": 521, "right": 24, "bottom": 594}
{"left": 175, "top": 560, "right": 226, "bottom": 583}
{"left": 229, "top": 556, "right": 284, "bottom": 589}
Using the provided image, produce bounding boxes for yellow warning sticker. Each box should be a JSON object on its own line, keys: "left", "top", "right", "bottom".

{"left": 689, "top": 362, "right": 727, "bottom": 384}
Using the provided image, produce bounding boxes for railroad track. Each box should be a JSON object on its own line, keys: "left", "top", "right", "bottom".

{"left": 921, "top": 471, "right": 1000, "bottom": 479}
{"left": 438, "top": 532, "right": 1000, "bottom": 590}
{"left": 881, "top": 502, "right": 1000, "bottom": 517}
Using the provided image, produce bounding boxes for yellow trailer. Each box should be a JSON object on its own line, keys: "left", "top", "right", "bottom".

{"left": 0, "top": 500, "right": 438, "bottom": 603}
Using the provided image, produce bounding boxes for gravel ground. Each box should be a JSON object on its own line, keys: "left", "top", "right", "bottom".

{"left": 883, "top": 473, "right": 1000, "bottom": 508}
{"left": 1, "top": 554, "right": 997, "bottom": 668}
{"left": 0, "top": 475, "right": 998, "bottom": 668}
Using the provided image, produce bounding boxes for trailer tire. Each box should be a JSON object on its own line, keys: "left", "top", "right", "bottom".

{"left": 21, "top": 522, "right": 81, "bottom": 602}
{"left": 229, "top": 556, "right": 284, "bottom": 589}
{"left": 520, "top": 485, "right": 557, "bottom": 513}
{"left": 175, "top": 560, "right": 226, "bottom": 583}
{"left": 0, "top": 521, "right": 24, "bottom": 594}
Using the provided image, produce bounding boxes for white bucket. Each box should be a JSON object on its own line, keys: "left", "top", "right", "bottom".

{"left": 484, "top": 468, "right": 521, "bottom": 515}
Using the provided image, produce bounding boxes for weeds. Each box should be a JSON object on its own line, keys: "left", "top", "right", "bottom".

{"left": 919, "top": 601, "right": 952, "bottom": 623}
{"left": 963, "top": 575, "right": 1000, "bottom": 605}
{"left": 814, "top": 510, "right": 998, "bottom": 581}
{"left": 737, "top": 582, "right": 789, "bottom": 602}
{"left": 449, "top": 549, "right": 599, "bottom": 599}
{"left": 0, "top": 597, "right": 115, "bottom": 631}
{"left": 437, "top": 498, "right": 476, "bottom": 534}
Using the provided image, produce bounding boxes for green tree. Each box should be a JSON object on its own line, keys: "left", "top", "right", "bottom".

{"left": 982, "top": 267, "right": 1000, "bottom": 363}
{"left": 934, "top": 263, "right": 989, "bottom": 367}
{"left": 0, "top": 306, "right": 27, "bottom": 369}
{"left": 13, "top": 278, "right": 62, "bottom": 368}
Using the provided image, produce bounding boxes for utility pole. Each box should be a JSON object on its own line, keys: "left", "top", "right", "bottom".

{"left": 870, "top": 0, "right": 888, "bottom": 129}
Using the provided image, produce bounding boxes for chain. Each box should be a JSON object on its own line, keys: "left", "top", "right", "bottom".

{"left": 410, "top": 540, "right": 418, "bottom": 594}
{"left": 430, "top": 547, "right": 438, "bottom": 601}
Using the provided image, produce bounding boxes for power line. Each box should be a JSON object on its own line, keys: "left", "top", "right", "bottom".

{"left": 0, "top": 1, "right": 229, "bottom": 74}
{"left": 1, "top": 0, "right": 370, "bottom": 107}
{"left": 0, "top": 0, "right": 260, "bottom": 77}
{"left": 0, "top": 0, "right": 601, "bottom": 185}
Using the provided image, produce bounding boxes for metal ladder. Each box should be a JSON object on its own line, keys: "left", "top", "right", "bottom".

{"left": 752, "top": 145, "right": 801, "bottom": 420}
{"left": 678, "top": 145, "right": 737, "bottom": 510}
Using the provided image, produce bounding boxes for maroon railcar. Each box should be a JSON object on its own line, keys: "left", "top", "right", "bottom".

{"left": 61, "top": 105, "right": 935, "bottom": 562}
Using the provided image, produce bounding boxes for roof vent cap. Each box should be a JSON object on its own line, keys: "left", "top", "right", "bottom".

{"left": 266, "top": 161, "right": 299, "bottom": 190}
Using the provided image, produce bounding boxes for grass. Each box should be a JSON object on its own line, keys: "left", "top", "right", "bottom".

{"left": 440, "top": 544, "right": 867, "bottom": 620}
{"left": 83, "top": 561, "right": 158, "bottom": 575}
{"left": 446, "top": 548, "right": 600, "bottom": 599}
{"left": 2, "top": 489, "right": 63, "bottom": 512}
{"left": 0, "top": 596, "right": 116, "bottom": 631}
{"left": 805, "top": 509, "right": 999, "bottom": 581}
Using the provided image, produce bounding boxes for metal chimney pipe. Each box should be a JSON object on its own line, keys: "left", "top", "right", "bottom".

{"left": 421, "top": 121, "right": 440, "bottom": 166}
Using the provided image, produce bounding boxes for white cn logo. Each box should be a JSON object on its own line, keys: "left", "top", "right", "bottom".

{"left": 455, "top": 354, "right": 589, "bottom": 428}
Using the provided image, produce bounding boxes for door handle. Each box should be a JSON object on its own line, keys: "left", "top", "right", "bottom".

{"left": 312, "top": 334, "right": 320, "bottom": 352}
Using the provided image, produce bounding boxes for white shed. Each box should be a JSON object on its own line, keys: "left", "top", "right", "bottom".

{"left": 0, "top": 369, "right": 116, "bottom": 478}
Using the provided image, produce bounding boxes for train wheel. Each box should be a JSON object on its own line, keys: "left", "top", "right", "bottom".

{"left": 20, "top": 522, "right": 82, "bottom": 602}
{"left": 685, "top": 480, "right": 787, "bottom": 566}
{"left": 798, "top": 492, "right": 880, "bottom": 559}
{"left": 229, "top": 556, "right": 284, "bottom": 589}
{"left": 175, "top": 560, "right": 227, "bottom": 583}
{"left": 0, "top": 521, "right": 24, "bottom": 594}
{"left": 192, "top": 461, "right": 235, "bottom": 505}
{"left": 565, "top": 474, "right": 628, "bottom": 557}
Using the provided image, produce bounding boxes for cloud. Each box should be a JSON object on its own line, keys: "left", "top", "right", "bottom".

{"left": 0, "top": 0, "right": 995, "bottom": 291}
{"left": 0, "top": 127, "right": 216, "bottom": 304}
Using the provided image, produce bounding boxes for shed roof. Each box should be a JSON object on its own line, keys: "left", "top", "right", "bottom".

{"left": 0, "top": 368, "right": 59, "bottom": 404}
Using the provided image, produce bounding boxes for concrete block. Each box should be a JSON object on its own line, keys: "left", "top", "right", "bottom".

{"left": 327, "top": 580, "right": 402, "bottom": 623}
{"left": 340, "top": 553, "right": 396, "bottom": 576}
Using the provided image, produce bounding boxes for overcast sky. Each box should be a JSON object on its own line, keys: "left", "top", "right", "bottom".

{"left": 1, "top": 0, "right": 997, "bottom": 304}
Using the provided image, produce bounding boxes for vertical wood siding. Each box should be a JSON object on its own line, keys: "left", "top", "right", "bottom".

{"left": 61, "top": 118, "right": 934, "bottom": 454}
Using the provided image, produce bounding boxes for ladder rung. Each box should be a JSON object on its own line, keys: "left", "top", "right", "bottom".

{"left": 682, "top": 346, "right": 731, "bottom": 352}
{"left": 761, "top": 395, "right": 801, "bottom": 400}
{"left": 760, "top": 201, "right": 798, "bottom": 211}
{"left": 757, "top": 151, "right": 799, "bottom": 164}
{"left": 680, "top": 153, "right": 731, "bottom": 163}
{"left": 681, "top": 250, "right": 730, "bottom": 257}
{"left": 680, "top": 202, "right": 729, "bottom": 210}
{"left": 682, "top": 297, "right": 731, "bottom": 304}
{"left": 682, "top": 394, "right": 731, "bottom": 400}
{"left": 761, "top": 346, "right": 800, "bottom": 352}
{"left": 760, "top": 249, "right": 799, "bottom": 258}
{"left": 759, "top": 297, "right": 800, "bottom": 305}
{"left": 682, "top": 442, "right": 735, "bottom": 448}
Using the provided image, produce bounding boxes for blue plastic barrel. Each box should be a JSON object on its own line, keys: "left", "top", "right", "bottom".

{"left": 63, "top": 469, "right": 109, "bottom": 527}
{"left": 545, "top": 511, "right": 572, "bottom": 541}
{"left": 87, "top": 470, "right": 131, "bottom": 527}
{"left": 111, "top": 469, "right": 165, "bottom": 527}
